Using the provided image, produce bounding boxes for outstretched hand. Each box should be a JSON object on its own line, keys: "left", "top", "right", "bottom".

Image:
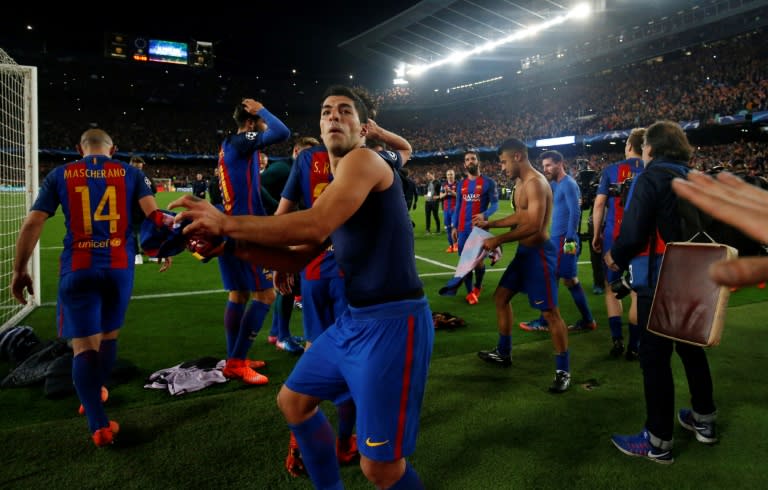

{"left": 672, "top": 171, "right": 768, "bottom": 286}
{"left": 168, "top": 194, "right": 227, "bottom": 237}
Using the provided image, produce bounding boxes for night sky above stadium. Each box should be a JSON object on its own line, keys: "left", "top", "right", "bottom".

{"left": 0, "top": 2, "right": 420, "bottom": 82}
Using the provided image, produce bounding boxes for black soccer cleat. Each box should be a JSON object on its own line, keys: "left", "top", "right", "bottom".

{"left": 477, "top": 347, "right": 511, "bottom": 367}
{"left": 610, "top": 338, "right": 625, "bottom": 358}
{"left": 548, "top": 370, "right": 571, "bottom": 393}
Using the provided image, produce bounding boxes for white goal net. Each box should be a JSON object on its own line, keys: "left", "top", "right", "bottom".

{"left": 0, "top": 48, "right": 39, "bottom": 333}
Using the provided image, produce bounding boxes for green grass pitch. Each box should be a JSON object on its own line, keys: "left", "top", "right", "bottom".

{"left": 1, "top": 192, "right": 767, "bottom": 489}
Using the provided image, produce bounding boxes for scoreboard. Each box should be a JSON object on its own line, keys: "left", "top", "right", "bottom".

{"left": 104, "top": 33, "right": 213, "bottom": 68}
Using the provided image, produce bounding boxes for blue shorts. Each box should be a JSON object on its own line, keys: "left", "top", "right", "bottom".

{"left": 498, "top": 241, "right": 558, "bottom": 310}
{"left": 218, "top": 251, "right": 270, "bottom": 291}
{"left": 553, "top": 235, "right": 578, "bottom": 280}
{"left": 57, "top": 269, "right": 134, "bottom": 339}
{"left": 285, "top": 297, "right": 433, "bottom": 461}
{"left": 602, "top": 235, "right": 623, "bottom": 283}
{"left": 300, "top": 276, "right": 347, "bottom": 342}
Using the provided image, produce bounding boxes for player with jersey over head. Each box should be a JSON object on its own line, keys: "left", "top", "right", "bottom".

{"left": 452, "top": 151, "right": 499, "bottom": 305}
{"left": 216, "top": 98, "right": 290, "bottom": 385}
{"left": 11, "top": 129, "right": 170, "bottom": 447}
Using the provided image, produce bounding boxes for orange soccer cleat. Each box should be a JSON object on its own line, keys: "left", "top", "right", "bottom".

{"left": 92, "top": 420, "right": 120, "bottom": 447}
{"left": 465, "top": 291, "right": 479, "bottom": 305}
{"left": 471, "top": 287, "right": 483, "bottom": 299}
{"left": 285, "top": 432, "right": 306, "bottom": 477}
{"left": 336, "top": 434, "right": 359, "bottom": 464}
{"left": 247, "top": 359, "right": 267, "bottom": 369}
{"left": 222, "top": 359, "right": 268, "bottom": 385}
{"left": 78, "top": 386, "right": 109, "bottom": 415}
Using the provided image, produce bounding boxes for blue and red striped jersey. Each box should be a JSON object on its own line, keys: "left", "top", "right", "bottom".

{"left": 597, "top": 157, "right": 644, "bottom": 242}
{"left": 32, "top": 155, "right": 153, "bottom": 274}
{"left": 282, "top": 145, "right": 340, "bottom": 280}
{"left": 441, "top": 181, "right": 457, "bottom": 213}
{"left": 452, "top": 175, "right": 498, "bottom": 232}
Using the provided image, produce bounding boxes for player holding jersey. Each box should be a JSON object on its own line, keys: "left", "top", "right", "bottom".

{"left": 11, "top": 129, "right": 170, "bottom": 446}
{"left": 172, "top": 85, "right": 432, "bottom": 489}
{"left": 451, "top": 151, "right": 499, "bottom": 304}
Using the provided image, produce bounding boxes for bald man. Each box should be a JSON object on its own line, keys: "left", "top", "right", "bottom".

{"left": 12, "top": 129, "right": 170, "bottom": 447}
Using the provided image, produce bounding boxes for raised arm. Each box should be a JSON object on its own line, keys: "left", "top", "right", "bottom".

{"left": 366, "top": 119, "right": 412, "bottom": 164}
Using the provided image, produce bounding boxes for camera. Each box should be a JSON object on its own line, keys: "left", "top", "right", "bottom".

{"left": 610, "top": 273, "right": 632, "bottom": 299}
{"left": 576, "top": 167, "right": 599, "bottom": 211}
{"left": 607, "top": 176, "right": 634, "bottom": 208}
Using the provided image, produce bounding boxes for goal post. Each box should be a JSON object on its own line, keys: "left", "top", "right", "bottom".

{"left": 0, "top": 48, "right": 39, "bottom": 333}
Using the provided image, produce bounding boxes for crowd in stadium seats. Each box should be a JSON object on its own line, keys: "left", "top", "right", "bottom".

{"left": 32, "top": 30, "right": 768, "bottom": 193}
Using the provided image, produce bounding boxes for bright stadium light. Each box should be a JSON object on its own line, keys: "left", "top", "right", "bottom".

{"left": 571, "top": 3, "right": 592, "bottom": 20}
{"left": 405, "top": 2, "right": 593, "bottom": 77}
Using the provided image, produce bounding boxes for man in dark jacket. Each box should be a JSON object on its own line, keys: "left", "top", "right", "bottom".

{"left": 605, "top": 120, "right": 717, "bottom": 464}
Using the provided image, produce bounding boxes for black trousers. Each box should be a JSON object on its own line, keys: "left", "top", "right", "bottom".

{"left": 587, "top": 212, "right": 605, "bottom": 287}
{"left": 425, "top": 200, "right": 440, "bottom": 232}
{"left": 637, "top": 291, "right": 716, "bottom": 441}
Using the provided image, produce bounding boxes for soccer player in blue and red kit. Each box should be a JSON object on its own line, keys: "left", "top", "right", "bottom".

{"left": 439, "top": 169, "right": 458, "bottom": 253}
{"left": 520, "top": 150, "right": 596, "bottom": 332}
{"left": 452, "top": 151, "right": 499, "bottom": 305}
{"left": 593, "top": 128, "right": 646, "bottom": 359}
{"left": 474, "top": 138, "right": 572, "bottom": 393}
{"left": 11, "top": 129, "right": 170, "bottom": 446}
{"left": 216, "top": 98, "right": 290, "bottom": 385}
{"left": 173, "top": 85, "right": 432, "bottom": 489}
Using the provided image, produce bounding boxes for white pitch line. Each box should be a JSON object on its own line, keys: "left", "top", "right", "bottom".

{"left": 414, "top": 255, "right": 456, "bottom": 270}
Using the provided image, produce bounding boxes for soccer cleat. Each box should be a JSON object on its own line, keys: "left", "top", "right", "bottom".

{"left": 678, "top": 409, "right": 718, "bottom": 444}
{"left": 92, "top": 420, "right": 120, "bottom": 447}
{"left": 267, "top": 335, "right": 278, "bottom": 345}
{"left": 452, "top": 243, "right": 459, "bottom": 252}
{"left": 285, "top": 432, "right": 306, "bottom": 477}
{"left": 78, "top": 386, "right": 109, "bottom": 415}
{"left": 222, "top": 359, "right": 268, "bottom": 385}
{"left": 445, "top": 245, "right": 455, "bottom": 253}
{"left": 610, "top": 429, "right": 674, "bottom": 464}
{"left": 568, "top": 319, "right": 598, "bottom": 331}
{"left": 610, "top": 339, "right": 625, "bottom": 358}
{"left": 549, "top": 370, "right": 571, "bottom": 393}
{"left": 336, "top": 434, "right": 359, "bottom": 464}
{"left": 519, "top": 318, "right": 549, "bottom": 332}
{"left": 625, "top": 349, "right": 639, "bottom": 361}
{"left": 247, "top": 359, "right": 266, "bottom": 369}
{"left": 465, "top": 291, "right": 479, "bottom": 305}
{"left": 477, "top": 347, "right": 511, "bottom": 367}
{"left": 472, "top": 287, "right": 483, "bottom": 298}
{"left": 276, "top": 337, "right": 305, "bottom": 355}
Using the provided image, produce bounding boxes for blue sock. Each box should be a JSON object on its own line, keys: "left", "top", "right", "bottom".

{"left": 568, "top": 283, "right": 593, "bottom": 322}
{"left": 98, "top": 339, "right": 117, "bottom": 387}
{"left": 389, "top": 461, "right": 424, "bottom": 490}
{"left": 278, "top": 293, "right": 294, "bottom": 340}
{"left": 224, "top": 301, "right": 245, "bottom": 358}
{"left": 474, "top": 266, "right": 485, "bottom": 290}
{"left": 232, "top": 300, "right": 269, "bottom": 359}
{"left": 288, "top": 410, "right": 342, "bottom": 490}
{"left": 463, "top": 271, "right": 473, "bottom": 294}
{"left": 269, "top": 297, "right": 280, "bottom": 338}
{"left": 555, "top": 350, "right": 570, "bottom": 372}
{"left": 628, "top": 324, "right": 640, "bottom": 352}
{"left": 335, "top": 399, "right": 356, "bottom": 440}
{"left": 608, "top": 316, "right": 623, "bottom": 340}
{"left": 447, "top": 227, "right": 454, "bottom": 246}
{"left": 72, "top": 350, "right": 109, "bottom": 433}
{"left": 497, "top": 334, "right": 512, "bottom": 357}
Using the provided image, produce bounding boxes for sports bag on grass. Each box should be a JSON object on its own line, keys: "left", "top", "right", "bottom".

{"left": 647, "top": 241, "right": 737, "bottom": 347}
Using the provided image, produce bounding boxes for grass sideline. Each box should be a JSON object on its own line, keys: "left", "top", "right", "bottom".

{"left": 1, "top": 192, "right": 767, "bottom": 488}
